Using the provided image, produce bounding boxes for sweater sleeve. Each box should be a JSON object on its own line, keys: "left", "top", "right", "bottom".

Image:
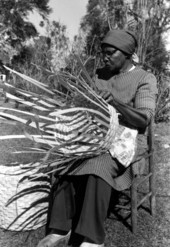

{"left": 134, "top": 73, "right": 158, "bottom": 119}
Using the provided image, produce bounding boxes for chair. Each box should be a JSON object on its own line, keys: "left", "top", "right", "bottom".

{"left": 110, "top": 119, "right": 156, "bottom": 234}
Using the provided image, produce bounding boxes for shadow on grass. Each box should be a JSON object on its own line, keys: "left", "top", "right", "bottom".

{"left": 108, "top": 189, "right": 154, "bottom": 233}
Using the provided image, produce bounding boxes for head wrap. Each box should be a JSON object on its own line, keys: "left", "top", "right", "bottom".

{"left": 101, "top": 29, "right": 138, "bottom": 55}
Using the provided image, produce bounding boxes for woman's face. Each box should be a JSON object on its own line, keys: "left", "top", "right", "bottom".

{"left": 101, "top": 45, "right": 127, "bottom": 73}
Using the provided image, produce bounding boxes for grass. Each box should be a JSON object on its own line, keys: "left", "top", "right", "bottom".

{"left": 104, "top": 122, "right": 170, "bottom": 247}
{"left": 0, "top": 99, "right": 170, "bottom": 247}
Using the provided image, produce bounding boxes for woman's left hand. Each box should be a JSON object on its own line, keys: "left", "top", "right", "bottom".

{"left": 99, "top": 91, "right": 113, "bottom": 104}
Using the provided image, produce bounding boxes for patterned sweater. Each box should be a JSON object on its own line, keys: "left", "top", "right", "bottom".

{"left": 57, "top": 66, "right": 158, "bottom": 190}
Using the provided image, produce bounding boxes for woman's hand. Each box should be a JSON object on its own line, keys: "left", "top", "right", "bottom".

{"left": 99, "top": 91, "right": 113, "bottom": 104}
{"left": 98, "top": 90, "right": 149, "bottom": 128}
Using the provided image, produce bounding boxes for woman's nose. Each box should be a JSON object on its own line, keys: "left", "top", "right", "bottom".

{"left": 103, "top": 55, "right": 109, "bottom": 62}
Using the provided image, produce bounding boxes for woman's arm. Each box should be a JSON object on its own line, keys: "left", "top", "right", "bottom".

{"left": 99, "top": 73, "right": 158, "bottom": 129}
{"left": 109, "top": 97, "right": 149, "bottom": 128}
{"left": 100, "top": 90, "right": 153, "bottom": 129}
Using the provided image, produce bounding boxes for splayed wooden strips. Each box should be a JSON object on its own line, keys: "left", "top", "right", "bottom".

{"left": 6, "top": 92, "right": 49, "bottom": 111}
{"left": 4, "top": 66, "right": 53, "bottom": 94}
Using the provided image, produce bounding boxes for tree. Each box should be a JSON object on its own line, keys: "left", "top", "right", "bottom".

{"left": 9, "top": 36, "right": 52, "bottom": 93}
{"left": 80, "top": 0, "right": 110, "bottom": 57}
{"left": 9, "top": 19, "right": 71, "bottom": 95}
{"left": 0, "top": 0, "right": 51, "bottom": 63}
{"left": 80, "top": 0, "right": 170, "bottom": 70}
{"left": 80, "top": 0, "right": 170, "bottom": 122}
{"left": 46, "top": 20, "right": 70, "bottom": 73}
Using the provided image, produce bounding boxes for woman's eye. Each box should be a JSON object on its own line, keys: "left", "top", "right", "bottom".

{"left": 102, "top": 50, "right": 116, "bottom": 56}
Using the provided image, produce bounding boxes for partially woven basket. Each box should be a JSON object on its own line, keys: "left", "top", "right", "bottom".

{"left": 0, "top": 61, "right": 137, "bottom": 233}
{"left": 0, "top": 163, "right": 51, "bottom": 231}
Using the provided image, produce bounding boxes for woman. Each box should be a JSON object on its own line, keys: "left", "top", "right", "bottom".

{"left": 37, "top": 29, "right": 157, "bottom": 247}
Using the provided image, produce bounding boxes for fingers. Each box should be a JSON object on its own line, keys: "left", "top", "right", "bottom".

{"left": 105, "top": 95, "right": 113, "bottom": 103}
{"left": 100, "top": 92, "right": 113, "bottom": 103}
{"left": 98, "top": 91, "right": 111, "bottom": 99}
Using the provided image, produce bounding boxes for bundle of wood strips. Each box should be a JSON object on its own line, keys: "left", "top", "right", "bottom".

{"left": 0, "top": 58, "right": 119, "bottom": 174}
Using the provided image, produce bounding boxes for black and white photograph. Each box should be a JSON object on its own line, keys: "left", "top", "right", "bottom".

{"left": 0, "top": 1, "right": 169, "bottom": 246}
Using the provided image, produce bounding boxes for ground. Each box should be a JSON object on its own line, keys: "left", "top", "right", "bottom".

{"left": 0, "top": 100, "right": 170, "bottom": 247}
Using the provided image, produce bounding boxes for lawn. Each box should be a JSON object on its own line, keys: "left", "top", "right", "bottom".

{"left": 104, "top": 122, "right": 170, "bottom": 247}
{"left": 0, "top": 100, "right": 170, "bottom": 247}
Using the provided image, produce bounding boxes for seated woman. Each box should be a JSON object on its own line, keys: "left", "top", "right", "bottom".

{"left": 37, "top": 29, "right": 158, "bottom": 247}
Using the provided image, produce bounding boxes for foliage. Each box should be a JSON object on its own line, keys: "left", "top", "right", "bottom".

{"left": 80, "top": 0, "right": 170, "bottom": 69}
{"left": 8, "top": 36, "right": 52, "bottom": 94}
{"left": 63, "top": 30, "right": 99, "bottom": 80}
{"left": 131, "top": 0, "right": 170, "bottom": 71}
{"left": 80, "top": 0, "right": 170, "bottom": 122}
{"left": 7, "top": 20, "right": 72, "bottom": 94}
{"left": 0, "top": 0, "right": 51, "bottom": 63}
{"left": 46, "top": 20, "right": 70, "bottom": 73}
{"left": 80, "top": 0, "right": 110, "bottom": 57}
{"left": 0, "top": 28, "right": 18, "bottom": 64}
{"left": 155, "top": 73, "right": 170, "bottom": 123}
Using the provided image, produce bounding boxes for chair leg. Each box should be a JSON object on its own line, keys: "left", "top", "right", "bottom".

{"left": 131, "top": 182, "right": 138, "bottom": 234}
{"left": 149, "top": 173, "right": 156, "bottom": 216}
